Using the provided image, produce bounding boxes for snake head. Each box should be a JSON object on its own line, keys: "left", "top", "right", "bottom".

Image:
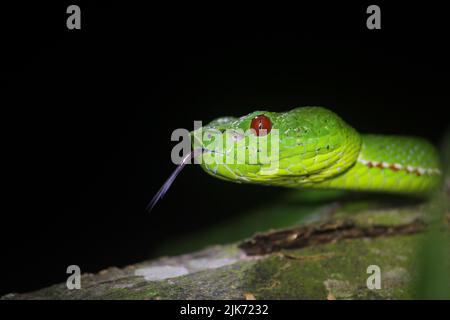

{"left": 192, "top": 107, "right": 362, "bottom": 187}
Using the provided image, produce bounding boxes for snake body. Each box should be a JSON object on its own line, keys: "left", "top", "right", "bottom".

{"left": 194, "top": 107, "right": 442, "bottom": 195}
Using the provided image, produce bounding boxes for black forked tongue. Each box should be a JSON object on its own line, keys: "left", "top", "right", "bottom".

{"left": 146, "top": 148, "right": 202, "bottom": 213}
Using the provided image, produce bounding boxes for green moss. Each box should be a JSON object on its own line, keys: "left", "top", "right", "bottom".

{"left": 341, "top": 208, "right": 423, "bottom": 227}
{"left": 242, "top": 235, "right": 423, "bottom": 299}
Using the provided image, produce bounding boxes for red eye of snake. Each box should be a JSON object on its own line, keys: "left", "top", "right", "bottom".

{"left": 250, "top": 115, "right": 272, "bottom": 136}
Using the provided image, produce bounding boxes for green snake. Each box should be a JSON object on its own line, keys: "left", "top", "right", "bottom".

{"left": 148, "top": 107, "right": 442, "bottom": 211}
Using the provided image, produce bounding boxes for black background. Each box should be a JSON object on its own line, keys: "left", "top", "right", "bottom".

{"left": 1, "top": 2, "right": 449, "bottom": 295}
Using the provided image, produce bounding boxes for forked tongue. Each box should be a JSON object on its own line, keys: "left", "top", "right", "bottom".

{"left": 146, "top": 148, "right": 202, "bottom": 212}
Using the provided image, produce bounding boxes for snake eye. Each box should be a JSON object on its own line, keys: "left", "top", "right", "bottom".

{"left": 250, "top": 115, "right": 272, "bottom": 136}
